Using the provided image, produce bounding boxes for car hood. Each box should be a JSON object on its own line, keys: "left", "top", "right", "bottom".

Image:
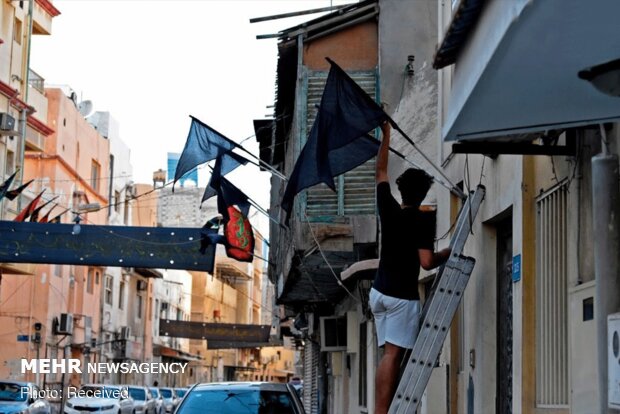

{"left": 0, "top": 401, "right": 28, "bottom": 412}
{"left": 67, "top": 398, "right": 118, "bottom": 406}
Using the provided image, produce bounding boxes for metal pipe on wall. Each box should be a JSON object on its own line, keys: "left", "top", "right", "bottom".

{"left": 591, "top": 152, "right": 620, "bottom": 413}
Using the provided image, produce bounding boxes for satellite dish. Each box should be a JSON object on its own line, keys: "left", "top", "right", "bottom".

{"left": 78, "top": 100, "right": 94, "bottom": 118}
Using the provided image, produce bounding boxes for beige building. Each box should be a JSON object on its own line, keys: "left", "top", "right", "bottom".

{"left": 0, "top": 0, "right": 58, "bottom": 272}
{"left": 0, "top": 87, "right": 110, "bottom": 392}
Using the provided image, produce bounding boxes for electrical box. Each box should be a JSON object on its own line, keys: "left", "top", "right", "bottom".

{"left": 609, "top": 312, "right": 620, "bottom": 409}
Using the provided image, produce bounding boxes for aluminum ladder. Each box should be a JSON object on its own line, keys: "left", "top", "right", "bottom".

{"left": 388, "top": 185, "right": 486, "bottom": 414}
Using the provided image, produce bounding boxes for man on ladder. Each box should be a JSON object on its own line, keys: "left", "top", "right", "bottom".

{"left": 370, "top": 122, "right": 451, "bottom": 414}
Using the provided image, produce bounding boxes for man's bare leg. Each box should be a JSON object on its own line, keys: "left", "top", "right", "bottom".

{"left": 375, "top": 342, "right": 405, "bottom": 414}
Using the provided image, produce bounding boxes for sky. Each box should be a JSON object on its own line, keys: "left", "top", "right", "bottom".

{"left": 31, "top": 0, "right": 352, "bottom": 212}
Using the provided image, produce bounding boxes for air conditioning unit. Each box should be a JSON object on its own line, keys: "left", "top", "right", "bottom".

{"left": 56, "top": 313, "right": 74, "bottom": 335}
{"left": 119, "top": 326, "right": 131, "bottom": 340}
{"left": 137, "top": 280, "right": 148, "bottom": 291}
{"left": 0, "top": 113, "right": 16, "bottom": 131}
{"left": 609, "top": 313, "right": 620, "bottom": 409}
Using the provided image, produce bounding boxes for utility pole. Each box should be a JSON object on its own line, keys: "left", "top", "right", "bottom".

{"left": 17, "top": 0, "right": 35, "bottom": 211}
{"left": 592, "top": 125, "right": 620, "bottom": 413}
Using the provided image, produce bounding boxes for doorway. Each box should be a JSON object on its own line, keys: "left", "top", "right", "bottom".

{"left": 496, "top": 218, "right": 513, "bottom": 414}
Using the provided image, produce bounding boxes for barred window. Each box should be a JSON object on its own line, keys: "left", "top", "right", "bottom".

{"left": 536, "top": 183, "right": 569, "bottom": 407}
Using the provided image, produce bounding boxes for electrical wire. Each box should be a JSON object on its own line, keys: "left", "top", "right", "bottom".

{"left": 302, "top": 210, "right": 359, "bottom": 304}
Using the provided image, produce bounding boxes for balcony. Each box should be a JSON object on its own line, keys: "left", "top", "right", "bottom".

{"left": 32, "top": 0, "right": 61, "bottom": 36}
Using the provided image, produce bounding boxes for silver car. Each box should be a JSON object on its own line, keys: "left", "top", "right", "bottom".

{"left": 156, "top": 388, "right": 177, "bottom": 414}
{"left": 64, "top": 385, "right": 132, "bottom": 414}
{"left": 147, "top": 389, "right": 163, "bottom": 414}
{"left": 126, "top": 387, "right": 155, "bottom": 414}
{"left": 0, "top": 381, "right": 51, "bottom": 414}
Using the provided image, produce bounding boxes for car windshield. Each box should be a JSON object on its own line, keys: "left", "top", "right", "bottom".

{"left": 178, "top": 389, "right": 297, "bottom": 414}
{"left": 175, "top": 389, "right": 187, "bottom": 398}
{"left": 160, "top": 389, "right": 172, "bottom": 398}
{"left": 149, "top": 389, "right": 160, "bottom": 398}
{"left": 128, "top": 388, "right": 146, "bottom": 401}
{"left": 0, "top": 383, "right": 27, "bottom": 402}
{"left": 80, "top": 386, "right": 122, "bottom": 399}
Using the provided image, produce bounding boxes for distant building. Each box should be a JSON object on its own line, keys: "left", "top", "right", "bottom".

{"left": 167, "top": 152, "right": 198, "bottom": 188}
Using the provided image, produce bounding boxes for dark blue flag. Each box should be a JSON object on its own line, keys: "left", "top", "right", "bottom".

{"left": 280, "top": 58, "right": 388, "bottom": 221}
{"left": 174, "top": 116, "right": 239, "bottom": 187}
{"left": 216, "top": 176, "right": 252, "bottom": 223}
{"left": 202, "top": 151, "right": 249, "bottom": 203}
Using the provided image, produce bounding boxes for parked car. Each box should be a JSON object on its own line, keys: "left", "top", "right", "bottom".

{"left": 126, "top": 386, "right": 156, "bottom": 414}
{"left": 157, "top": 388, "right": 177, "bottom": 413}
{"left": 175, "top": 382, "right": 305, "bottom": 414}
{"left": 0, "top": 381, "right": 51, "bottom": 414}
{"left": 64, "top": 384, "right": 132, "bottom": 414}
{"left": 148, "top": 388, "right": 164, "bottom": 414}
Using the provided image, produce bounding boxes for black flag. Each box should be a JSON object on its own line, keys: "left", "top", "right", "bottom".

{"left": 280, "top": 58, "right": 387, "bottom": 222}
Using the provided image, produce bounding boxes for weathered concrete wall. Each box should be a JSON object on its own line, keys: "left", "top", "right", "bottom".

{"left": 379, "top": 0, "right": 439, "bottom": 204}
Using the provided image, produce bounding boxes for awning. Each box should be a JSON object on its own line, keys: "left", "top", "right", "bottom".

{"left": 277, "top": 251, "right": 357, "bottom": 306}
{"left": 441, "top": 0, "right": 620, "bottom": 142}
{"left": 154, "top": 345, "right": 201, "bottom": 362}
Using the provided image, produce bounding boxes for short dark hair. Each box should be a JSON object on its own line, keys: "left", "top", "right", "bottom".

{"left": 396, "top": 168, "right": 433, "bottom": 206}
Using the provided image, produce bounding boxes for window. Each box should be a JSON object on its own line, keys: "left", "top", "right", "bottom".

{"left": 123, "top": 198, "right": 129, "bottom": 225}
{"left": 303, "top": 70, "right": 377, "bottom": 219}
{"left": 536, "top": 183, "right": 568, "bottom": 407}
{"left": 91, "top": 160, "right": 100, "bottom": 192}
{"left": 137, "top": 295, "right": 143, "bottom": 319}
{"left": 95, "top": 270, "right": 100, "bottom": 285}
{"left": 104, "top": 275, "right": 113, "bottom": 305}
{"left": 118, "top": 280, "right": 125, "bottom": 309}
{"left": 6, "top": 150, "right": 15, "bottom": 175}
{"left": 114, "top": 191, "right": 121, "bottom": 213}
{"left": 13, "top": 18, "right": 22, "bottom": 44}
{"left": 86, "top": 269, "right": 94, "bottom": 294}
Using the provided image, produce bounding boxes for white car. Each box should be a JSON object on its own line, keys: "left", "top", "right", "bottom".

{"left": 0, "top": 381, "right": 51, "bottom": 414}
{"left": 64, "top": 385, "right": 133, "bottom": 414}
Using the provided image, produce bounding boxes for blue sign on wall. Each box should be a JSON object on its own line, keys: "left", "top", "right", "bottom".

{"left": 17, "top": 335, "right": 29, "bottom": 342}
{"left": 512, "top": 254, "right": 521, "bottom": 282}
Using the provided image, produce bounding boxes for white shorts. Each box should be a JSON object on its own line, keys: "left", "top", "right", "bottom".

{"left": 369, "top": 287, "right": 420, "bottom": 349}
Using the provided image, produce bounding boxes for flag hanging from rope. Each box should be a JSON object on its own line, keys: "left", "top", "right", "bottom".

{"left": 4, "top": 179, "right": 34, "bottom": 201}
{"left": 280, "top": 58, "right": 388, "bottom": 222}
{"left": 49, "top": 207, "right": 71, "bottom": 224}
{"left": 202, "top": 160, "right": 255, "bottom": 262}
{"left": 224, "top": 205, "right": 255, "bottom": 262}
{"left": 0, "top": 171, "right": 18, "bottom": 202}
{"left": 202, "top": 151, "right": 249, "bottom": 203}
{"left": 30, "top": 196, "right": 58, "bottom": 222}
{"left": 14, "top": 190, "right": 45, "bottom": 222}
{"left": 38, "top": 205, "right": 56, "bottom": 224}
{"left": 174, "top": 116, "right": 239, "bottom": 188}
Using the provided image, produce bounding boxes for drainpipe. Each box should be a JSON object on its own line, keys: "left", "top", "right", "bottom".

{"left": 17, "top": 0, "right": 34, "bottom": 211}
{"left": 591, "top": 125, "right": 620, "bottom": 413}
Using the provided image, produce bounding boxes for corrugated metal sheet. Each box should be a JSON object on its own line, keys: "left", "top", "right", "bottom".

{"left": 305, "top": 70, "right": 377, "bottom": 218}
{"left": 303, "top": 333, "right": 320, "bottom": 414}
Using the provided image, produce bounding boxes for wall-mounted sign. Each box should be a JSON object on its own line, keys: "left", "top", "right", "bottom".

{"left": 512, "top": 254, "right": 521, "bottom": 283}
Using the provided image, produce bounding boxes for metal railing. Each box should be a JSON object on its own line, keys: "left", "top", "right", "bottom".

{"left": 29, "top": 69, "right": 45, "bottom": 93}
